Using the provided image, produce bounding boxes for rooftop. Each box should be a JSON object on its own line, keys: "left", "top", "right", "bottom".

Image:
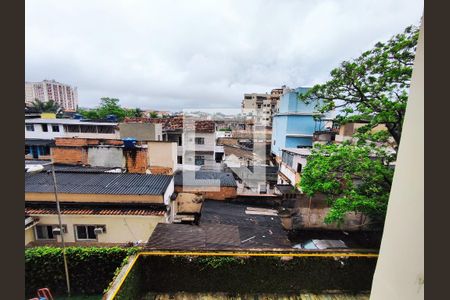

{"left": 25, "top": 172, "right": 173, "bottom": 195}
{"left": 174, "top": 171, "right": 237, "bottom": 188}
{"left": 25, "top": 202, "right": 166, "bottom": 216}
{"left": 146, "top": 200, "right": 290, "bottom": 250}
{"left": 25, "top": 118, "right": 118, "bottom": 126}
{"left": 282, "top": 147, "right": 312, "bottom": 156}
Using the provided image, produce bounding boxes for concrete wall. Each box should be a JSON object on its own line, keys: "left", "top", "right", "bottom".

{"left": 184, "top": 132, "right": 216, "bottom": 152}
{"left": 25, "top": 214, "right": 164, "bottom": 244}
{"left": 370, "top": 20, "right": 424, "bottom": 300}
{"left": 147, "top": 142, "right": 177, "bottom": 173}
{"left": 119, "top": 123, "right": 163, "bottom": 141}
{"left": 174, "top": 186, "right": 237, "bottom": 201}
{"left": 25, "top": 227, "right": 35, "bottom": 246}
{"left": 88, "top": 146, "right": 125, "bottom": 168}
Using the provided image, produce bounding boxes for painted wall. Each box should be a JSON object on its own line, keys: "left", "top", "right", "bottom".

{"left": 147, "top": 142, "right": 177, "bottom": 171}
{"left": 25, "top": 227, "right": 35, "bottom": 245}
{"left": 88, "top": 146, "right": 126, "bottom": 168}
{"left": 370, "top": 20, "right": 424, "bottom": 300}
{"left": 119, "top": 123, "right": 163, "bottom": 141}
{"left": 25, "top": 214, "right": 165, "bottom": 244}
{"left": 271, "top": 87, "right": 322, "bottom": 157}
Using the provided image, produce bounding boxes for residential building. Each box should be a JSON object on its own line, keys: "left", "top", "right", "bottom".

{"left": 25, "top": 80, "right": 78, "bottom": 111}
{"left": 174, "top": 171, "right": 237, "bottom": 200}
{"left": 119, "top": 123, "right": 163, "bottom": 141}
{"left": 241, "top": 87, "right": 286, "bottom": 127}
{"left": 25, "top": 119, "right": 120, "bottom": 160}
{"left": 123, "top": 117, "right": 219, "bottom": 169}
{"left": 24, "top": 171, "right": 174, "bottom": 246}
{"left": 271, "top": 87, "right": 333, "bottom": 159}
{"left": 45, "top": 137, "right": 177, "bottom": 175}
{"left": 277, "top": 148, "right": 311, "bottom": 187}
{"left": 25, "top": 203, "right": 166, "bottom": 246}
{"left": 25, "top": 118, "right": 119, "bottom": 140}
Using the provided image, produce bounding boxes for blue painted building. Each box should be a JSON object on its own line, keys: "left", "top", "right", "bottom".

{"left": 271, "top": 87, "right": 330, "bottom": 157}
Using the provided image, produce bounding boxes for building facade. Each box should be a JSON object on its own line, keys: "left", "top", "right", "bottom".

{"left": 271, "top": 87, "right": 332, "bottom": 158}
{"left": 25, "top": 80, "right": 78, "bottom": 111}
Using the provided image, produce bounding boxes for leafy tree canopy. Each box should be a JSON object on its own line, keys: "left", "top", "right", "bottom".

{"left": 299, "top": 25, "right": 419, "bottom": 149}
{"left": 30, "top": 99, "right": 61, "bottom": 113}
{"left": 299, "top": 143, "right": 394, "bottom": 225}
{"left": 297, "top": 24, "right": 420, "bottom": 226}
{"left": 77, "top": 97, "right": 143, "bottom": 121}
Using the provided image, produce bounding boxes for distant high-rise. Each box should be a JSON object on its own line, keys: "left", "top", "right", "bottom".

{"left": 25, "top": 80, "right": 78, "bottom": 111}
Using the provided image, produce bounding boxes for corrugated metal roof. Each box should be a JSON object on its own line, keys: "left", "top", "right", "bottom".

{"left": 25, "top": 172, "right": 173, "bottom": 195}
{"left": 25, "top": 203, "right": 166, "bottom": 216}
{"left": 146, "top": 200, "right": 291, "bottom": 250}
{"left": 174, "top": 171, "right": 237, "bottom": 187}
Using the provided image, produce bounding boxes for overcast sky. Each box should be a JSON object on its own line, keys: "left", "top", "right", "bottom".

{"left": 26, "top": 0, "right": 423, "bottom": 111}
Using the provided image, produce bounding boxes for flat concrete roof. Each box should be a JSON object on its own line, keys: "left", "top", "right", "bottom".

{"left": 25, "top": 118, "right": 118, "bottom": 126}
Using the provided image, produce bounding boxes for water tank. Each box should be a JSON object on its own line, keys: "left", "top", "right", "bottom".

{"left": 122, "top": 137, "right": 137, "bottom": 149}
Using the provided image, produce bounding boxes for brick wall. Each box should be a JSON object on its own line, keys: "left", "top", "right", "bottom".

{"left": 149, "top": 166, "right": 173, "bottom": 175}
{"left": 174, "top": 186, "right": 237, "bottom": 201}
{"left": 52, "top": 147, "right": 88, "bottom": 165}
{"left": 124, "top": 148, "right": 148, "bottom": 173}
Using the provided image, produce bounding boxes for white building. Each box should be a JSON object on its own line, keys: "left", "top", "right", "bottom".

{"left": 25, "top": 118, "right": 119, "bottom": 140}
{"left": 25, "top": 80, "right": 78, "bottom": 111}
{"left": 277, "top": 148, "right": 311, "bottom": 188}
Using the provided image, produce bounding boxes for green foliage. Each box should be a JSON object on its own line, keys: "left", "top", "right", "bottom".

{"left": 197, "top": 256, "right": 245, "bottom": 269}
{"left": 148, "top": 111, "right": 159, "bottom": 118}
{"left": 25, "top": 246, "right": 138, "bottom": 297}
{"left": 30, "top": 99, "right": 61, "bottom": 113}
{"left": 218, "top": 128, "right": 232, "bottom": 132}
{"left": 299, "top": 143, "right": 394, "bottom": 225}
{"left": 115, "top": 255, "right": 377, "bottom": 297}
{"left": 77, "top": 97, "right": 143, "bottom": 121}
{"left": 299, "top": 25, "right": 419, "bottom": 147}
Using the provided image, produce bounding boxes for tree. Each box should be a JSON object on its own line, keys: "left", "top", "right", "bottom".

{"left": 297, "top": 24, "right": 419, "bottom": 226}
{"left": 149, "top": 111, "right": 159, "bottom": 118}
{"left": 97, "top": 97, "right": 127, "bottom": 120}
{"left": 298, "top": 143, "right": 394, "bottom": 226}
{"left": 30, "top": 99, "right": 61, "bottom": 113}
{"left": 299, "top": 25, "right": 419, "bottom": 149}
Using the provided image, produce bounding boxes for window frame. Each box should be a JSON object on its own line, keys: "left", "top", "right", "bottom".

{"left": 34, "top": 224, "right": 67, "bottom": 241}
{"left": 74, "top": 224, "right": 106, "bottom": 241}
{"left": 26, "top": 124, "right": 34, "bottom": 132}
{"left": 41, "top": 124, "right": 48, "bottom": 132}
{"left": 194, "top": 137, "right": 205, "bottom": 145}
{"left": 51, "top": 124, "right": 60, "bottom": 132}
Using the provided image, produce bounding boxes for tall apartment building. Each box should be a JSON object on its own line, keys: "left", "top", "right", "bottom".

{"left": 25, "top": 80, "right": 78, "bottom": 111}
{"left": 241, "top": 86, "right": 287, "bottom": 127}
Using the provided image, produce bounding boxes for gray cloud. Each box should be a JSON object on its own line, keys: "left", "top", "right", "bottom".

{"left": 26, "top": 0, "right": 423, "bottom": 111}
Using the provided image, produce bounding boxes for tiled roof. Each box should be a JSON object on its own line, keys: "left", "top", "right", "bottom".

{"left": 25, "top": 203, "right": 166, "bottom": 216}
{"left": 25, "top": 172, "right": 173, "bottom": 195}
{"left": 174, "top": 171, "right": 237, "bottom": 187}
{"left": 123, "top": 116, "right": 215, "bottom": 133}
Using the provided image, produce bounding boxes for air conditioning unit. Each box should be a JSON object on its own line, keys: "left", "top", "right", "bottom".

{"left": 94, "top": 227, "right": 104, "bottom": 235}
{"left": 52, "top": 227, "right": 61, "bottom": 235}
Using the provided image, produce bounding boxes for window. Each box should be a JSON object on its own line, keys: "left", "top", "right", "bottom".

{"left": 177, "top": 156, "right": 183, "bottom": 164}
{"left": 26, "top": 124, "right": 34, "bottom": 132}
{"left": 37, "top": 146, "right": 50, "bottom": 156}
{"left": 97, "top": 126, "right": 115, "bottom": 134}
{"left": 178, "top": 136, "right": 182, "bottom": 146}
{"left": 51, "top": 125, "right": 59, "bottom": 132}
{"left": 195, "top": 156, "right": 205, "bottom": 166}
{"left": 75, "top": 225, "right": 106, "bottom": 241}
{"left": 41, "top": 124, "right": 48, "bottom": 132}
{"left": 35, "top": 225, "right": 67, "bottom": 240}
{"left": 282, "top": 151, "right": 294, "bottom": 167}
{"left": 195, "top": 137, "right": 205, "bottom": 145}
{"left": 273, "top": 140, "right": 276, "bottom": 146}
{"left": 297, "top": 163, "right": 302, "bottom": 173}
{"left": 25, "top": 145, "right": 31, "bottom": 155}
